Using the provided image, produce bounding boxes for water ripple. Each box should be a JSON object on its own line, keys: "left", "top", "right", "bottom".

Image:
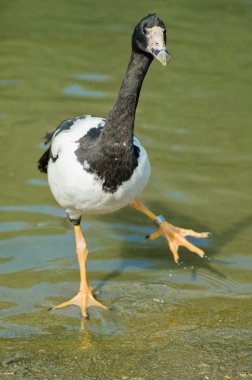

{"left": 0, "top": 205, "right": 63, "bottom": 217}
{"left": 64, "top": 84, "right": 106, "bottom": 97}
{"left": 72, "top": 73, "right": 110, "bottom": 81}
{"left": 0, "top": 79, "right": 19, "bottom": 87}
{"left": 26, "top": 179, "right": 48, "bottom": 187}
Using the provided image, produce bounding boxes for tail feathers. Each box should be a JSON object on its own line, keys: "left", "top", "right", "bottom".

{"left": 38, "top": 147, "right": 51, "bottom": 173}
{"left": 44, "top": 131, "right": 54, "bottom": 145}
{"left": 37, "top": 131, "right": 54, "bottom": 173}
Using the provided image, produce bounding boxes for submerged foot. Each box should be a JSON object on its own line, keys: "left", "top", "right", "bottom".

{"left": 51, "top": 289, "right": 108, "bottom": 318}
{"left": 147, "top": 221, "right": 210, "bottom": 263}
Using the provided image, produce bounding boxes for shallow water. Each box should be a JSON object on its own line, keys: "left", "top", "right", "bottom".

{"left": 0, "top": 0, "right": 252, "bottom": 378}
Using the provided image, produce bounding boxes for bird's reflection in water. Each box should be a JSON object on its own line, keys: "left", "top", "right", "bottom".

{"left": 78, "top": 319, "right": 93, "bottom": 350}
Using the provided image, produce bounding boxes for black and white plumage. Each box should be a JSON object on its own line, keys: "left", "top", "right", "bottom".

{"left": 38, "top": 14, "right": 169, "bottom": 221}
{"left": 38, "top": 14, "right": 208, "bottom": 318}
{"left": 38, "top": 115, "right": 150, "bottom": 219}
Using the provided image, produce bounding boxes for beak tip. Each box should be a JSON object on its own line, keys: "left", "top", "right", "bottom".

{"left": 155, "top": 50, "right": 170, "bottom": 66}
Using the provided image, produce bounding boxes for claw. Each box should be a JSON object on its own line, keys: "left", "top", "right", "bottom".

{"left": 147, "top": 230, "right": 162, "bottom": 240}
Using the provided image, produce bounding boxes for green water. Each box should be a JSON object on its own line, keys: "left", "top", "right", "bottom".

{"left": 0, "top": 0, "right": 252, "bottom": 378}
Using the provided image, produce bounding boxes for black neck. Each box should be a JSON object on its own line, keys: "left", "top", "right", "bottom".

{"left": 100, "top": 51, "right": 152, "bottom": 146}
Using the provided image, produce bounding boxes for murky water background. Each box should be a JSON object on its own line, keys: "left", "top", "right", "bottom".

{"left": 1, "top": 0, "right": 252, "bottom": 378}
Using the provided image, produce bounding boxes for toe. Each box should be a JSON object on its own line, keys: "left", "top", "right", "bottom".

{"left": 182, "top": 238, "right": 205, "bottom": 257}
{"left": 182, "top": 229, "right": 210, "bottom": 238}
{"left": 165, "top": 237, "right": 179, "bottom": 263}
{"left": 146, "top": 230, "right": 162, "bottom": 240}
{"left": 81, "top": 310, "right": 89, "bottom": 319}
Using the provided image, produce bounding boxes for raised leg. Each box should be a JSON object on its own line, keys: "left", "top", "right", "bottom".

{"left": 129, "top": 198, "right": 209, "bottom": 263}
{"left": 52, "top": 224, "right": 107, "bottom": 318}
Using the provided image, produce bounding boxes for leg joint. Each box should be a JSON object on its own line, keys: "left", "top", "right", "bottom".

{"left": 76, "top": 240, "right": 88, "bottom": 253}
{"left": 67, "top": 212, "right": 81, "bottom": 226}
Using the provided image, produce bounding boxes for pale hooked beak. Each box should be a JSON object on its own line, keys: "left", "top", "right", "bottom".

{"left": 146, "top": 26, "right": 170, "bottom": 66}
{"left": 153, "top": 48, "right": 170, "bottom": 66}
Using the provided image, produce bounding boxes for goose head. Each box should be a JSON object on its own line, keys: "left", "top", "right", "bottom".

{"left": 132, "top": 13, "right": 170, "bottom": 66}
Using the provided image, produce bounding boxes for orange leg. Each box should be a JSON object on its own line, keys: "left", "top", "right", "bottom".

{"left": 129, "top": 198, "right": 209, "bottom": 263}
{"left": 52, "top": 224, "right": 107, "bottom": 318}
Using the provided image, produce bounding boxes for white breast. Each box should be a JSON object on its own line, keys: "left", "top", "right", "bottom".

{"left": 47, "top": 116, "right": 151, "bottom": 219}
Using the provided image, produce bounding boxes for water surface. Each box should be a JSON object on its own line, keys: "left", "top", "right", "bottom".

{"left": 0, "top": 0, "right": 252, "bottom": 378}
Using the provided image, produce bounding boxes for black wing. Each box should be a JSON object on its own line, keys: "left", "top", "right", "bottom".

{"left": 37, "top": 116, "right": 84, "bottom": 173}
